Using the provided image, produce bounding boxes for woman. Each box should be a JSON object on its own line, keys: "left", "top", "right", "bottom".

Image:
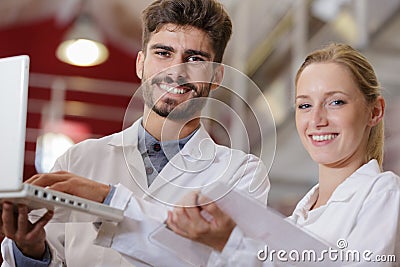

{"left": 166, "top": 43, "right": 400, "bottom": 266}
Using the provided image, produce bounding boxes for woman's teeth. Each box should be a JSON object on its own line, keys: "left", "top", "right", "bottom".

{"left": 312, "top": 134, "right": 338, "bottom": 141}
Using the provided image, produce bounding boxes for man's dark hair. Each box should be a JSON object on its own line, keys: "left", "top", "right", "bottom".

{"left": 141, "top": 0, "right": 232, "bottom": 63}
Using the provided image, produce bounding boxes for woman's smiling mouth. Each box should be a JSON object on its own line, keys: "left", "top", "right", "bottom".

{"left": 310, "top": 134, "right": 338, "bottom": 142}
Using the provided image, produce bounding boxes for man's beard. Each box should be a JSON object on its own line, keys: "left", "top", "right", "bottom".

{"left": 142, "top": 72, "right": 211, "bottom": 121}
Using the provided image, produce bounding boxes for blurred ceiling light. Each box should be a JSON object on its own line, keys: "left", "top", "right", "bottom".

{"left": 35, "top": 132, "right": 75, "bottom": 173}
{"left": 35, "top": 120, "right": 91, "bottom": 173}
{"left": 56, "top": 13, "right": 109, "bottom": 67}
{"left": 311, "top": 0, "right": 350, "bottom": 22}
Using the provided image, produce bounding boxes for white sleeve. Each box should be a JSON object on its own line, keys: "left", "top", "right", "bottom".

{"left": 206, "top": 226, "right": 281, "bottom": 267}
{"left": 94, "top": 184, "right": 194, "bottom": 267}
{"left": 1, "top": 238, "right": 16, "bottom": 267}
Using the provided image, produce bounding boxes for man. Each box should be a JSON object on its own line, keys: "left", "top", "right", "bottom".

{"left": 1, "top": 0, "right": 269, "bottom": 266}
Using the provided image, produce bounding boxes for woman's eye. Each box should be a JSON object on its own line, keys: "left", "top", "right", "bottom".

{"left": 331, "top": 100, "right": 345, "bottom": 106}
{"left": 297, "top": 103, "right": 311, "bottom": 109}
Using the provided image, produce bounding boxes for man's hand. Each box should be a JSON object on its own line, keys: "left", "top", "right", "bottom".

{"left": 166, "top": 191, "right": 236, "bottom": 252}
{"left": 26, "top": 171, "right": 110, "bottom": 203}
{"left": 0, "top": 202, "right": 53, "bottom": 259}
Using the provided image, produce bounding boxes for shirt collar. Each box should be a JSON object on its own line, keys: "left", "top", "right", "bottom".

{"left": 107, "top": 118, "right": 214, "bottom": 160}
{"left": 137, "top": 120, "right": 198, "bottom": 157}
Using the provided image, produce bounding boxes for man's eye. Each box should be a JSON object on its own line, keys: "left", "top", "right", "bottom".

{"left": 187, "top": 56, "right": 204, "bottom": 62}
{"left": 156, "top": 51, "right": 170, "bottom": 57}
{"left": 297, "top": 103, "right": 311, "bottom": 109}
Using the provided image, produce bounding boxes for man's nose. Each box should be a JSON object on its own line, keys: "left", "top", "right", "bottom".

{"left": 166, "top": 61, "right": 188, "bottom": 81}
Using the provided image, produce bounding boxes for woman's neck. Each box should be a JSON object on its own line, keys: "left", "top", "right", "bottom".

{"left": 312, "top": 159, "right": 365, "bottom": 210}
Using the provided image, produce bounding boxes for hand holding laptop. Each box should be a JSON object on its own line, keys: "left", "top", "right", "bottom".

{"left": 1, "top": 202, "right": 53, "bottom": 259}
{"left": 26, "top": 171, "right": 111, "bottom": 203}
{"left": 1, "top": 170, "right": 110, "bottom": 259}
{"left": 0, "top": 55, "right": 123, "bottom": 223}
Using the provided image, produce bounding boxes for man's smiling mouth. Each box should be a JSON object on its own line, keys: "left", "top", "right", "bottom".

{"left": 159, "top": 83, "right": 195, "bottom": 95}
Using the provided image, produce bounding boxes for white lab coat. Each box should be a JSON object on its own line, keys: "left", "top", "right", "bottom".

{"left": 1, "top": 119, "right": 270, "bottom": 267}
{"left": 206, "top": 160, "right": 400, "bottom": 266}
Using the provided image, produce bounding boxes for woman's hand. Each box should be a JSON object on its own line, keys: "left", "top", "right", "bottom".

{"left": 166, "top": 191, "right": 236, "bottom": 252}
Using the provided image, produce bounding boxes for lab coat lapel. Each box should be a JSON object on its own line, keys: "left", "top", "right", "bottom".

{"left": 146, "top": 126, "right": 216, "bottom": 197}
{"left": 108, "top": 120, "right": 148, "bottom": 195}
{"left": 123, "top": 146, "right": 148, "bottom": 196}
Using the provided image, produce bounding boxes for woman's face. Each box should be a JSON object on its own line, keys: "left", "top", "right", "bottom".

{"left": 295, "top": 62, "right": 372, "bottom": 168}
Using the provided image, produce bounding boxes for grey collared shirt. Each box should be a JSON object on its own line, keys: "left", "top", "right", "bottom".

{"left": 137, "top": 121, "right": 197, "bottom": 186}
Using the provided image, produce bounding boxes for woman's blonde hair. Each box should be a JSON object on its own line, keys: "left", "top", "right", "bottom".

{"left": 295, "top": 43, "right": 384, "bottom": 167}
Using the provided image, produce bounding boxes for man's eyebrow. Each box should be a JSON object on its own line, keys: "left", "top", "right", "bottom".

{"left": 185, "top": 49, "right": 212, "bottom": 60}
{"left": 149, "top": 44, "right": 212, "bottom": 60}
{"left": 150, "top": 44, "right": 174, "bottom": 52}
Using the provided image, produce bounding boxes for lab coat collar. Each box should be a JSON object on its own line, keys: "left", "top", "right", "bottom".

{"left": 328, "top": 159, "right": 381, "bottom": 203}
{"left": 178, "top": 126, "right": 216, "bottom": 160}
{"left": 291, "top": 159, "right": 381, "bottom": 220}
{"left": 106, "top": 118, "right": 217, "bottom": 195}
{"left": 107, "top": 118, "right": 216, "bottom": 161}
{"left": 107, "top": 119, "right": 140, "bottom": 148}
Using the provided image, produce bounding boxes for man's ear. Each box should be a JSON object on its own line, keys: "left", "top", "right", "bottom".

{"left": 136, "top": 51, "right": 144, "bottom": 80}
{"left": 210, "top": 64, "right": 224, "bottom": 91}
{"left": 368, "top": 96, "right": 385, "bottom": 127}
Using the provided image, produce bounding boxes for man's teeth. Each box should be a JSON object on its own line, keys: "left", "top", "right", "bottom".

{"left": 312, "top": 134, "right": 338, "bottom": 141}
{"left": 160, "top": 84, "right": 185, "bottom": 94}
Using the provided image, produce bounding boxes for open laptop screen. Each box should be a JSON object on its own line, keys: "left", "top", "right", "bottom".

{"left": 0, "top": 55, "right": 30, "bottom": 191}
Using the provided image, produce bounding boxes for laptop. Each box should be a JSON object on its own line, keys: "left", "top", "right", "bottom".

{"left": 0, "top": 55, "right": 123, "bottom": 222}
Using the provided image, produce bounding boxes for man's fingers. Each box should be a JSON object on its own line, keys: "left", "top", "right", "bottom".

{"left": 24, "top": 173, "right": 42, "bottom": 184}
{"left": 2, "top": 202, "right": 17, "bottom": 238}
{"left": 26, "top": 210, "right": 53, "bottom": 241}
{"left": 26, "top": 172, "right": 70, "bottom": 187}
{"left": 16, "top": 205, "right": 29, "bottom": 235}
{"left": 48, "top": 180, "right": 71, "bottom": 194}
